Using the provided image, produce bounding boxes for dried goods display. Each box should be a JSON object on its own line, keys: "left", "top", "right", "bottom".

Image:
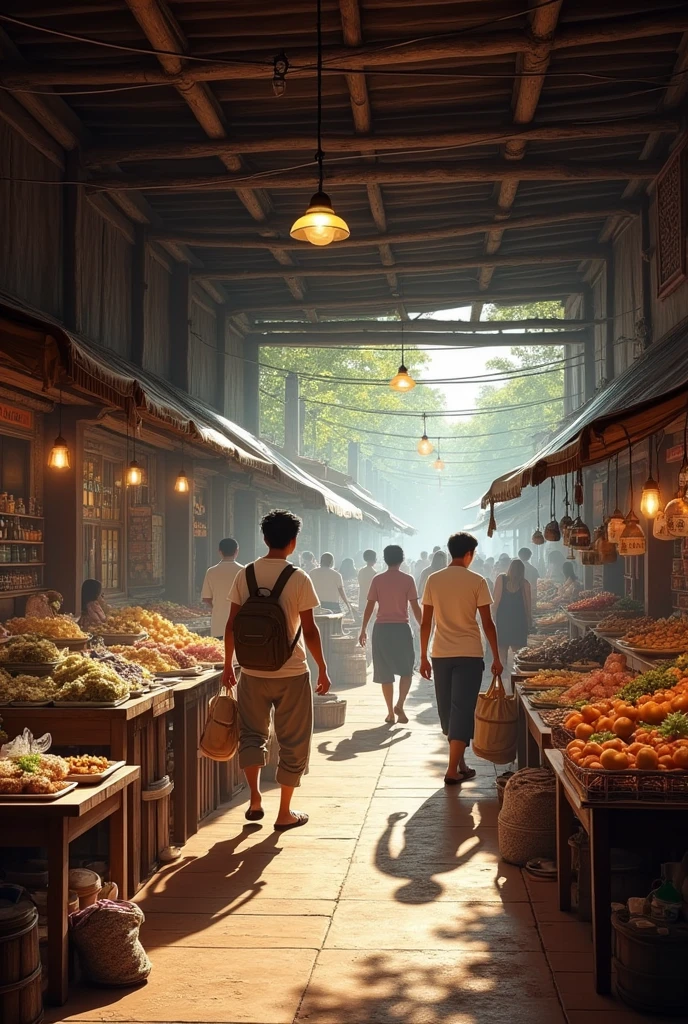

{"left": 556, "top": 655, "right": 634, "bottom": 704}
{"left": 64, "top": 754, "right": 110, "bottom": 775}
{"left": 596, "top": 614, "right": 653, "bottom": 635}
{"left": 53, "top": 654, "right": 129, "bottom": 702}
{"left": 96, "top": 606, "right": 204, "bottom": 648}
{"left": 535, "top": 611, "right": 567, "bottom": 628}
{"left": 0, "top": 635, "right": 62, "bottom": 663}
{"left": 183, "top": 639, "right": 224, "bottom": 662}
{"left": 110, "top": 645, "right": 179, "bottom": 674}
{"left": 536, "top": 579, "right": 560, "bottom": 601}
{"left": 144, "top": 601, "right": 207, "bottom": 620}
{"left": 567, "top": 592, "right": 619, "bottom": 615}
{"left": 0, "top": 673, "right": 57, "bottom": 703}
{"left": 522, "top": 669, "right": 583, "bottom": 690}
{"left": 620, "top": 618, "right": 688, "bottom": 652}
{"left": 614, "top": 597, "right": 645, "bottom": 614}
{"left": 0, "top": 752, "right": 70, "bottom": 795}
{"left": 135, "top": 640, "right": 198, "bottom": 668}
{"left": 516, "top": 633, "right": 612, "bottom": 668}
{"left": 4, "top": 616, "right": 88, "bottom": 639}
{"left": 88, "top": 648, "right": 152, "bottom": 688}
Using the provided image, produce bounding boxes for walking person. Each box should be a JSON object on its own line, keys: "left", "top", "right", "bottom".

{"left": 418, "top": 549, "right": 447, "bottom": 599}
{"left": 357, "top": 549, "right": 378, "bottom": 613}
{"left": 201, "top": 537, "right": 243, "bottom": 638}
{"left": 223, "top": 510, "right": 332, "bottom": 831}
{"left": 359, "top": 545, "right": 421, "bottom": 725}
{"left": 420, "top": 532, "right": 502, "bottom": 785}
{"left": 310, "top": 552, "right": 355, "bottom": 617}
{"left": 492, "top": 558, "right": 531, "bottom": 676}
{"left": 518, "top": 546, "right": 540, "bottom": 612}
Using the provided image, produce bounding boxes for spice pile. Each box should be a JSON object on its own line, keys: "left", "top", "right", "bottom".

{"left": 0, "top": 674, "right": 58, "bottom": 702}
{"left": 568, "top": 592, "right": 619, "bottom": 615}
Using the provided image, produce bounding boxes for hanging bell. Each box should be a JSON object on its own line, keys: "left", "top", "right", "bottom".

{"left": 531, "top": 528, "right": 545, "bottom": 546}
{"left": 543, "top": 519, "right": 561, "bottom": 542}
{"left": 568, "top": 516, "right": 591, "bottom": 549}
{"left": 618, "top": 510, "right": 647, "bottom": 556}
{"left": 607, "top": 507, "right": 626, "bottom": 545}
{"left": 559, "top": 512, "right": 573, "bottom": 541}
{"left": 664, "top": 489, "right": 688, "bottom": 537}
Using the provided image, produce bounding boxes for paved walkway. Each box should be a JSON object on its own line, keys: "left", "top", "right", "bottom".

{"left": 52, "top": 678, "right": 670, "bottom": 1024}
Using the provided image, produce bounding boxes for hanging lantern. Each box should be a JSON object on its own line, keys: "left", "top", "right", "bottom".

{"left": 126, "top": 459, "right": 143, "bottom": 487}
{"left": 607, "top": 508, "right": 626, "bottom": 545}
{"left": 640, "top": 476, "right": 661, "bottom": 519}
{"left": 544, "top": 478, "right": 561, "bottom": 541}
{"left": 174, "top": 469, "right": 190, "bottom": 494}
{"left": 559, "top": 472, "right": 573, "bottom": 542}
{"left": 532, "top": 528, "right": 545, "bottom": 546}
{"left": 665, "top": 490, "right": 688, "bottom": 537}
{"left": 48, "top": 389, "right": 70, "bottom": 469}
{"left": 569, "top": 516, "right": 591, "bottom": 549}
{"left": 416, "top": 414, "right": 434, "bottom": 456}
{"left": 653, "top": 509, "right": 673, "bottom": 541}
{"left": 618, "top": 510, "right": 647, "bottom": 556}
{"left": 580, "top": 547, "right": 601, "bottom": 566}
{"left": 594, "top": 525, "right": 617, "bottom": 564}
{"left": 574, "top": 469, "right": 584, "bottom": 508}
{"left": 432, "top": 439, "right": 444, "bottom": 471}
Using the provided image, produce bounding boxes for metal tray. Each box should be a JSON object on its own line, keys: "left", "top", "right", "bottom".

{"left": 154, "top": 666, "right": 203, "bottom": 678}
{"left": 3, "top": 661, "right": 61, "bottom": 676}
{"left": 616, "top": 641, "right": 688, "bottom": 656}
{"left": 10, "top": 699, "right": 53, "bottom": 707}
{"left": 98, "top": 631, "right": 148, "bottom": 646}
{"left": 65, "top": 759, "right": 125, "bottom": 784}
{"left": 0, "top": 782, "right": 78, "bottom": 801}
{"left": 51, "top": 696, "right": 130, "bottom": 708}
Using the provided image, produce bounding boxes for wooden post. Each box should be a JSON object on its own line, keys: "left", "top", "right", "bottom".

{"left": 242, "top": 336, "right": 260, "bottom": 436}
{"left": 62, "top": 150, "right": 79, "bottom": 330}
{"left": 605, "top": 248, "right": 615, "bottom": 381}
{"left": 164, "top": 453, "right": 192, "bottom": 603}
{"left": 44, "top": 406, "right": 82, "bottom": 614}
{"left": 130, "top": 224, "right": 147, "bottom": 366}
{"left": 210, "top": 475, "right": 227, "bottom": 553}
{"left": 640, "top": 198, "right": 654, "bottom": 349}
{"left": 233, "top": 489, "right": 258, "bottom": 562}
{"left": 215, "top": 305, "right": 226, "bottom": 414}
{"left": 169, "top": 262, "right": 190, "bottom": 392}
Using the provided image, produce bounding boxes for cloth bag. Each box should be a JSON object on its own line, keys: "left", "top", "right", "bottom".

{"left": 472, "top": 674, "right": 517, "bottom": 764}
{"left": 199, "top": 685, "right": 239, "bottom": 761}
{"left": 70, "top": 899, "right": 151, "bottom": 986}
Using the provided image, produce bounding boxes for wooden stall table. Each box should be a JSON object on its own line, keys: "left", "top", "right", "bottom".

{"left": 513, "top": 680, "right": 552, "bottom": 768}
{"left": 1, "top": 688, "right": 174, "bottom": 893}
{"left": 565, "top": 610, "right": 596, "bottom": 638}
{"left": 546, "top": 749, "right": 688, "bottom": 996}
{"left": 0, "top": 766, "right": 139, "bottom": 1005}
{"left": 169, "top": 669, "right": 243, "bottom": 846}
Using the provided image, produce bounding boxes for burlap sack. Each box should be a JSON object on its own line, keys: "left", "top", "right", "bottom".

{"left": 472, "top": 674, "right": 517, "bottom": 764}
{"left": 70, "top": 900, "right": 151, "bottom": 986}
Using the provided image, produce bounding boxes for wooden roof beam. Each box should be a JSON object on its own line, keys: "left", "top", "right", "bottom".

{"left": 194, "top": 250, "right": 606, "bottom": 282}
{"left": 249, "top": 318, "right": 593, "bottom": 333}
{"left": 250, "top": 329, "right": 589, "bottom": 347}
{"left": 479, "top": 0, "right": 563, "bottom": 293}
{"left": 6, "top": 10, "right": 688, "bottom": 86}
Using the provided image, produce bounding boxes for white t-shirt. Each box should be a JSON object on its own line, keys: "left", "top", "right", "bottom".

{"left": 201, "top": 559, "right": 243, "bottom": 637}
{"left": 309, "top": 566, "right": 344, "bottom": 604}
{"left": 229, "top": 558, "right": 319, "bottom": 678}
{"left": 357, "top": 564, "right": 377, "bottom": 605}
{"left": 422, "top": 565, "right": 493, "bottom": 659}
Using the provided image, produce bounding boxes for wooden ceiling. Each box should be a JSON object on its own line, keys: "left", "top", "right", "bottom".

{"left": 1, "top": 0, "right": 687, "bottom": 324}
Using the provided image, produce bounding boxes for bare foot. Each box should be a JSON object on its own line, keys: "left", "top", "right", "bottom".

{"left": 384, "top": 713, "right": 395, "bottom": 724}
{"left": 394, "top": 706, "right": 409, "bottom": 724}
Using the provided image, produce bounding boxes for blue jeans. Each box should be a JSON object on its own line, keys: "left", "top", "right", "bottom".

{"left": 432, "top": 657, "right": 484, "bottom": 743}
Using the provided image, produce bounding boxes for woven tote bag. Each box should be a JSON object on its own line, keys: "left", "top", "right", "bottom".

{"left": 199, "top": 686, "right": 239, "bottom": 762}
{"left": 472, "top": 674, "right": 518, "bottom": 764}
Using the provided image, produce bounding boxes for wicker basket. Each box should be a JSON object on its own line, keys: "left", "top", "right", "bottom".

{"left": 313, "top": 696, "right": 347, "bottom": 730}
{"left": 563, "top": 755, "right": 688, "bottom": 802}
{"left": 498, "top": 768, "right": 556, "bottom": 865}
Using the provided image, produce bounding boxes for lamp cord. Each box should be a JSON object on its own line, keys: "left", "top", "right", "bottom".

{"left": 316, "top": 0, "right": 323, "bottom": 192}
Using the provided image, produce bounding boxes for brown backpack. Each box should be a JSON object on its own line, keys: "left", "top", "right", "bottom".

{"left": 199, "top": 687, "right": 239, "bottom": 762}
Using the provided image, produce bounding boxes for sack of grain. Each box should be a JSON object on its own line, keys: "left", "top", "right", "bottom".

{"left": 498, "top": 768, "right": 556, "bottom": 866}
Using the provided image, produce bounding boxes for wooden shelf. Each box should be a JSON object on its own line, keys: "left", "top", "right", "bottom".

{"left": 0, "top": 513, "right": 44, "bottom": 520}
{"left": 0, "top": 540, "right": 43, "bottom": 544}
{"left": 0, "top": 562, "right": 45, "bottom": 567}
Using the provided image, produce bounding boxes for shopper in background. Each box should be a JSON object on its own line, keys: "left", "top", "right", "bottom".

{"left": 339, "top": 557, "right": 356, "bottom": 582}
{"left": 420, "top": 533, "right": 502, "bottom": 785}
{"left": 492, "top": 557, "right": 531, "bottom": 676}
{"left": 357, "top": 549, "right": 378, "bottom": 611}
{"left": 299, "top": 551, "right": 317, "bottom": 574}
{"left": 546, "top": 549, "right": 566, "bottom": 581}
{"left": 359, "top": 545, "right": 421, "bottom": 725}
{"left": 310, "top": 552, "right": 355, "bottom": 617}
{"left": 518, "top": 547, "right": 540, "bottom": 612}
{"left": 201, "top": 537, "right": 243, "bottom": 639}
{"left": 418, "top": 549, "right": 447, "bottom": 599}
{"left": 560, "top": 560, "right": 582, "bottom": 601}
{"left": 414, "top": 551, "right": 430, "bottom": 586}
{"left": 78, "top": 578, "right": 107, "bottom": 628}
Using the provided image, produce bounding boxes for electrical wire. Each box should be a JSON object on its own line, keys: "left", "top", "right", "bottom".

{"left": 263, "top": 390, "right": 563, "bottom": 417}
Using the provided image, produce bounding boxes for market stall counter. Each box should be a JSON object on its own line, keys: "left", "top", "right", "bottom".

{"left": 547, "top": 748, "right": 688, "bottom": 996}
{"left": 0, "top": 765, "right": 139, "bottom": 1005}
{"left": 513, "top": 679, "right": 552, "bottom": 768}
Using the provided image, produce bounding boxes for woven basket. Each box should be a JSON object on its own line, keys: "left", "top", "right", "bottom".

{"left": 313, "top": 697, "right": 347, "bottom": 730}
{"left": 498, "top": 768, "right": 556, "bottom": 865}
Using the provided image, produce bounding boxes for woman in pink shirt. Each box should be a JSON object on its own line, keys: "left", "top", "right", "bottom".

{"left": 359, "top": 545, "right": 422, "bottom": 724}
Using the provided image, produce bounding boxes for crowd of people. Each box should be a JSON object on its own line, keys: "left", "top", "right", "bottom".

{"left": 194, "top": 511, "right": 583, "bottom": 829}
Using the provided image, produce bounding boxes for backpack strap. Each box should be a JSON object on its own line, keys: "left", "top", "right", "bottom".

{"left": 245, "top": 563, "right": 258, "bottom": 598}
{"left": 270, "top": 565, "right": 302, "bottom": 654}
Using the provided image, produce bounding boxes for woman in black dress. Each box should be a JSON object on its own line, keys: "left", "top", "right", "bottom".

{"left": 492, "top": 558, "right": 531, "bottom": 679}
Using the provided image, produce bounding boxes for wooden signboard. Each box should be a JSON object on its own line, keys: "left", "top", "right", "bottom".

{"left": 128, "top": 505, "right": 163, "bottom": 584}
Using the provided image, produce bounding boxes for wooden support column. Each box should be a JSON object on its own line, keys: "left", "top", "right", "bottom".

{"left": 169, "top": 262, "right": 190, "bottom": 392}
{"left": 210, "top": 475, "right": 227, "bottom": 553}
{"left": 640, "top": 198, "right": 654, "bottom": 349}
{"left": 164, "top": 453, "right": 193, "bottom": 604}
{"left": 44, "top": 407, "right": 82, "bottom": 614}
{"left": 130, "top": 224, "right": 147, "bottom": 366}
{"left": 242, "top": 336, "right": 260, "bottom": 436}
{"left": 605, "top": 249, "right": 615, "bottom": 381}
{"left": 215, "top": 305, "right": 226, "bottom": 414}
{"left": 233, "top": 489, "right": 258, "bottom": 562}
{"left": 284, "top": 372, "right": 300, "bottom": 458}
{"left": 62, "top": 150, "right": 79, "bottom": 330}
{"left": 583, "top": 339, "right": 596, "bottom": 403}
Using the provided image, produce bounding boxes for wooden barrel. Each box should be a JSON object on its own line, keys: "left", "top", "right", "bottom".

{"left": 613, "top": 910, "right": 688, "bottom": 1015}
{"left": 0, "top": 897, "right": 43, "bottom": 1024}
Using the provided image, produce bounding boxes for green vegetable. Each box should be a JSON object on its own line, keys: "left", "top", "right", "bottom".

{"left": 616, "top": 597, "right": 645, "bottom": 613}
{"left": 618, "top": 668, "right": 674, "bottom": 703}
{"left": 659, "top": 712, "right": 688, "bottom": 740}
{"left": 16, "top": 753, "right": 41, "bottom": 774}
{"left": 589, "top": 731, "right": 617, "bottom": 744}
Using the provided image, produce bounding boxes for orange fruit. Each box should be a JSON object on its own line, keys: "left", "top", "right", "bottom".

{"left": 582, "top": 742, "right": 603, "bottom": 757}
{"left": 659, "top": 755, "right": 676, "bottom": 768}
{"left": 613, "top": 717, "right": 635, "bottom": 741}
{"left": 602, "top": 738, "right": 625, "bottom": 751}
{"left": 656, "top": 744, "right": 673, "bottom": 758}
{"left": 601, "top": 749, "right": 629, "bottom": 770}
{"left": 671, "top": 694, "right": 688, "bottom": 713}
{"left": 596, "top": 717, "right": 614, "bottom": 733}
{"left": 672, "top": 747, "right": 688, "bottom": 770}
{"left": 638, "top": 702, "right": 666, "bottom": 725}
{"left": 581, "top": 705, "right": 601, "bottom": 723}
{"left": 635, "top": 747, "right": 659, "bottom": 770}
{"left": 575, "top": 722, "right": 595, "bottom": 740}
{"left": 565, "top": 713, "right": 584, "bottom": 731}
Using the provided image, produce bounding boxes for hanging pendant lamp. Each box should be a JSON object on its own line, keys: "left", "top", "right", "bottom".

{"left": 544, "top": 478, "right": 561, "bottom": 542}
{"left": 432, "top": 440, "right": 445, "bottom": 472}
{"left": 175, "top": 439, "right": 190, "bottom": 493}
{"left": 48, "top": 388, "right": 71, "bottom": 470}
{"left": 126, "top": 420, "right": 142, "bottom": 487}
{"left": 618, "top": 432, "right": 646, "bottom": 555}
{"left": 416, "top": 414, "right": 434, "bottom": 456}
{"left": 640, "top": 435, "right": 662, "bottom": 519}
{"left": 290, "top": 0, "right": 349, "bottom": 245}
{"left": 665, "top": 410, "right": 688, "bottom": 536}
{"left": 607, "top": 454, "right": 626, "bottom": 545}
{"left": 389, "top": 312, "right": 416, "bottom": 391}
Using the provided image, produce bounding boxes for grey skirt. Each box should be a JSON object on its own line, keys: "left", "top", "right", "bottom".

{"left": 372, "top": 622, "right": 415, "bottom": 682}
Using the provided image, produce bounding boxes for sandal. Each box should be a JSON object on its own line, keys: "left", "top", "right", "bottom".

{"left": 444, "top": 774, "right": 465, "bottom": 786}
{"left": 394, "top": 707, "right": 409, "bottom": 724}
{"left": 274, "top": 811, "right": 309, "bottom": 832}
{"left": 459, "top": 767, "right": 477, "bottom": 780}
{"left": 245, "top": 808, "right": 265, "bottom": 822}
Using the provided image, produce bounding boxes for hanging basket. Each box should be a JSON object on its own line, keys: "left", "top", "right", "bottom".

{"left": 569, "top": 517, "right": 591, "bottom": 549}
{"left": 543, "top": 520, "right": 561, "bottom": 542}
{"left": 580, "top": 548, "right": 601, "bottom": 566}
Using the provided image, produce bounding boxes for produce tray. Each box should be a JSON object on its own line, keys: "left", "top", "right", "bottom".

{"left": 99, "top": 631, "right": 148, "bottom": 646}
{"left": 54, "top": 636, "right": 90, "bottom": 650}
{"left": 615, "top": 642, "right": 688, "bottom": 656}
{"left": 65, "top": 759, "right": 125, "bottom": 784}
{"left": 2, "top": 661, "right": 61, "bottom": 676}
{"left": 154, "top": 666, "right": 203, "bottom": 678}
{"left": 52, "top": 697, "right": 130, "bottom": 708}
{"left": 0, "top": 782, "right": 78, "bottom": 801}
{"left": 10, "top": 699, "right": 53, "bottom": 707}
{"left": 563, "top": 755, "right": 688, "bottom": 802}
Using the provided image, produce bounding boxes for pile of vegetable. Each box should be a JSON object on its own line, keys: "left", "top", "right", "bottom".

{"left": 0, "top": 636, "right": 62, "bottom": 664}
{"left": 568, "top": 592, "right": 619, "bottom": 614}
{"left": 5, "top": 616, "right": 88, "bottom": 639}
{"left": 53, "top": 654, "right": 129, "bottom": 702}
{"left": 621, "top": 618, "right": 688, "bottom": 651}
{"left": 556, "top": 654, "right": 634, "bottom": 704}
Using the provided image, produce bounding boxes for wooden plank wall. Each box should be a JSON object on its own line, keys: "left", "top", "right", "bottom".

{"left": 189, "top": 290, "right": 217, "bottom": 405}
{"left": 224, "top": 321, "right": 244, "bottom": 423}
{"left": 77, "top": 194, "right": 132, "bottom": 356}
{"left": 143, "top": 247, "right": 171, "bottom": 378}
{"left": 649, "top": 190, "right": 688, "bottom": 341}
{"left": 613, "top": 217, "right": 643, "bottom": 374}
{"left": 0, "top": 121, "right": 61, "bottom": 315}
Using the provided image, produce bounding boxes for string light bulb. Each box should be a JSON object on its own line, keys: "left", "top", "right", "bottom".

{"left": 48, "top": 388, "right": 70, "bottom": 469}
{"left": 417, "top": 414, "right": 434, "bottom": 456}
{"left": 640, "top": 476, "right": 661, "bottom": 519}
{"left": 290, "top": 0, "right": 349, "bottom": 246}
{"left": 389, "top": 313, "right": 415, "bottom": 391}
{"left": 432, "top": 440, "right": 444, "bottom": 472}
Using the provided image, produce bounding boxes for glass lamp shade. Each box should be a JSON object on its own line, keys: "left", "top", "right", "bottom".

{"left": 665, "top": 491, "right": 688, "bottom": 537}
{"left": 531, "top": 528, "right": 545, "bottom": 546}
{"left": 607, "top": 508, "right": 626, "bottom": 545}
{"left": 653, "top": 509, "right": 673, "bottom": 541}
{"left": 290, "top": 191, "right": 350, "bottom": 246}
{"left": 543, "top": 519, "right": 561, "bottom": 542}
{"left": 48, "top": 434, "right": 70, "bottom": 470}
{"left": 432, "top": 457, "right": 445, "bottom": 472}
{"left": 639, "top": 477, "right": 662, "bottom": 519}
{"left": 389, "top": 365, "right": 416, "bottom": 392}
{"left": 618, "top": 510, "right": 646, "bottom": 556}
{"left": 568, "top": 516, "right": 591, "bottom": 549}
{"left": 126, "top": 459, "right": 143, "bottom": 486}
{"left": 174, "top": 469, "right": 190, "bottom": 493}
{"left": 417, "top": 434, "right": 434, "bottom": 456}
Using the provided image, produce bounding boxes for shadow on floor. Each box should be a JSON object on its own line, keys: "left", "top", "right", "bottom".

{"left": 317, "top": 724, "right": 412, "bottom": 761}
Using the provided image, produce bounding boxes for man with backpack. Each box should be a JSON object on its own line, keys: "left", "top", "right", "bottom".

{"left": 223, "top": 509, "right": 332, "bottom": 830}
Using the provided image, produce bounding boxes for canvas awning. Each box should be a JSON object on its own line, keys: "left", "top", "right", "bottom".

{"left": 341, "top": 481, "right": 416, "bottom": 535}
{"left": 482, "top": 315, "right": 688, "bottom": 509}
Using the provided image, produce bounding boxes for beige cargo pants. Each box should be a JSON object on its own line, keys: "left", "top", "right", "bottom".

{"left": 237, "top": 672, "right": 313, "bottom": 787}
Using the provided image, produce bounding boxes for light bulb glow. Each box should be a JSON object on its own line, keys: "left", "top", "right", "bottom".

{"left": 48, "top": 435, "right": 70, "bottom": 470}
{"left": 417, "top": 434, "right": 434, "bottom": 456}
{"left": 126, "top": 460, "right": 143, "bottom": 486}
{"left": 389, "top": 365, "right": 416, "bottom": 392}
{"left": 432, "top": 457, "right": 445, "bottom": 472}
{"left": 175, "top": 470, "right": 190, "bottom": 494}
{"left": 640, "top": 477, "right": 661, "bottom": 519}
{"left": 290, "top": 191, "right": 350, "bottom": 246}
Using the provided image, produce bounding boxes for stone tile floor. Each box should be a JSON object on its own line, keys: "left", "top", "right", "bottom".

{"left": 49, "top": 677, "right": 674, "bottom": 1024}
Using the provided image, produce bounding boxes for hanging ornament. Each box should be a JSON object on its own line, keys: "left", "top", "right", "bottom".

{"left": 416, "top": 414, "right": 434, "bottom": 456}
{"left": 593, "top": 460, "right": 617, "bottom": 563}
{"left": 607, "top": 454, "right": 626, "bottom": 544}
{"left": 665, "top": 411, "right": 688, "bottom": 536}
{"left": 532, "top": 485, "right": 545, "bottom": 545}
{"left": 653, "top": 510, "right": 673, "bottom": 541}
{"left": 569, "top": 516, "right": 591, "bottom": 549}
{"left": 618, "top": 433, "right": 647, "bottom": 555}
{"left": 559, "top": 472, "right": 574, "bottom": 543}
{"left": 544, "top": 478, "right": 561, "bottom": 542}
{"left": 48, "top": 388, "right": 71, "bottom": 469}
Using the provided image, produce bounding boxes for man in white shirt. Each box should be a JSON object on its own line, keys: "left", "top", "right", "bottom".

{"left": 420, "top": 532, "right": 502, "bottom": 786}
{"left": 518, "top": 547, "right": 540, "bottom": 612}
{"left": 309, "top": 552, "right": 354, "bottom": 617}
{"left": 201, "top": 537, "right": 243, "bottom": 638}
{"left": 223, "top": 510, "right": 332, "bottom": 831}
{"left": 357, "top": 549, "right": 378, "bottom": 612}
